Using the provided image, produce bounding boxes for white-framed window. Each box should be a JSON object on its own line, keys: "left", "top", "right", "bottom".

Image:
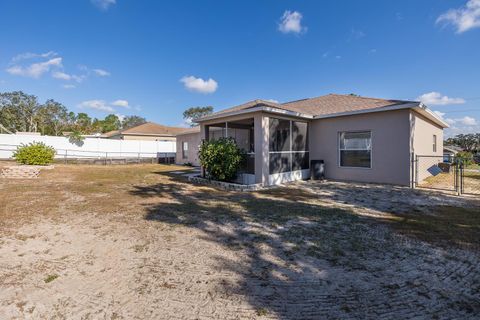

{"left": 339, "top": 131, "right": 372, "bottom": 168}
{"left": 182, "top": 141, "right": 188, "bottom": 159}
{"left": 433, "top": 134, "right": 437, "bottom": 153}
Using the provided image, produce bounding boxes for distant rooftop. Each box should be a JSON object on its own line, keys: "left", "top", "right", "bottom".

{"left": 102, "top": 122, "right": 190, "bottom": 138}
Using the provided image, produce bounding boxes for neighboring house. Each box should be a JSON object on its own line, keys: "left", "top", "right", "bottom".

{"left": 443, "top": 145, "right": 462, "bottom": 162}
{"left": 102, "top": 122, "right": 187, "bottom": 141}
{"left": 175, "top": 127, "right": 202, "bottom": 166}
{"left": 180, "top": 94, "right": 448, "bottom": 186}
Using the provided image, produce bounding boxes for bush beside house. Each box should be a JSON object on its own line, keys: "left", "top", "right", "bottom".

{"left": 198, "top": 137, "right": 244, "bottom": 181}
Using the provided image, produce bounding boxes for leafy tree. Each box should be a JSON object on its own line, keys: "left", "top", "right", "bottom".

{"left": 122, "top": 115, "right": 146, "bottom": 129}
{"left": 0, "top": 91, "right": 150, "bottom": 136}
{"left": 76, "top": 113, "right": 92, "bottom": 133}
{"left": 102, "top": 114, "right": 121, "bottom": 132}
{"left": 445, "top": 133, "right": 479, "bottom": 153}
{"left": 37, "top": 99, "right": 68, "bottom": 136}
{"left": 199, "top": 137, "right": 245, "bottom": 181}
{"left": 183, "top": 106, "right": 213, "bottom": 127}
{"left": 0, "top": 91, "right": 40, "bottom": 132}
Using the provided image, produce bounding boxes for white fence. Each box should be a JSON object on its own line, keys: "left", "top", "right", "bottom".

{"left": 0, "top": 133, "right": 176, "bottom": 160}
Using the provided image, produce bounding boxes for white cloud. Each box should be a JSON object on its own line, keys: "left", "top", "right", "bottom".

{"left": 91, "top": 0, "right": 116, "bottom": 10}
{"left": 52, "top": 71, "right": 72, "bottom": 80}
{"left": 180, "top": 75, "right": 218, "bottom": 94}
{"left": 63, "top": 84, "right": 76, "bottom": 89}
{"left": 11, "top": 51, "right": 57, "bottom": 63}
{"left": 278, "top": 10, "right": 306, "bottom": 34}
{"left": 52, "top": 71, "right": 85, "bottom": 83}
{"left": 459, "top": 116, "right": 477, "bottom": 125}
{"left": 111, "top": 99, "right": 130, "bottom": 108}
{"left": 436, "top": 0, "right": 480, "bottom": 33}
{"left": 78, "top": 99, "right": 134, "bottom": 113}
{"left": 441, "top": 116, "right": 477, "bottom": 126}
{"left": 78, "top": 100, "right": 115, "bottom": 112}
{"left": 417, "top": 92, "right": 466, "bottom": 105}
{"left": 6, "top": 52, "right": 106, "bottom": 85}
{"left": 93, "top": 68, "right": 110, "bottom": 77}
{"left": 6, "top": 57, "right": 62, "bottom": 78}
{"left": 433, "top": 110, "right": 446, "bottom": 118}
{"left": 445, "top": 118, "right": 457, "bottom": 125}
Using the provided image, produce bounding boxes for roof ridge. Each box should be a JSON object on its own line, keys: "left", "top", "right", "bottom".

{"left": 328, "top": 93, "right": 415, "bottom": 102}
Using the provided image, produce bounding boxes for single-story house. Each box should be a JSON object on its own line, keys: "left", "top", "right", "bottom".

{"left": 176, "top": 94, "right": 448, "bottom": 186}
{"left": 103, "top": 122, "right": 188, "bottom": 141}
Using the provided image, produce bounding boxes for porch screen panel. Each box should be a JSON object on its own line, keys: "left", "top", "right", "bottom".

{"left": 292, "top": 121, "right": 308, "bottom": 151}
{"left": 227, "top": 128, "right": 252, "bottom": 152}
{"left": 269, "top": 118, "right": 291, "bottom": 173}
{"left": 269, "top": 118, "right": 309, "bottom": 174}
{"left": 292, "top": 121, "right": 309, "bottom": 170}
{"left": 269, "top": 118, "right": 290, "bottom": 152}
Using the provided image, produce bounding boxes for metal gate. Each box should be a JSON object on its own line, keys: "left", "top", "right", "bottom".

{"left": 459, "top": 162, "right": 480, "bottom": 195}
{"left": 414, "top": 155, "right": 480, "bottom": 195}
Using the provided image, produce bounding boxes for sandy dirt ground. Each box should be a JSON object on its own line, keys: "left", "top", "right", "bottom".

{"left": 0, "top": 164, "right": 479, "bottom": 319}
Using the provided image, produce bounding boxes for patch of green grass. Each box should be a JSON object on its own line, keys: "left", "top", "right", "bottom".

{"left": 256, "top": 308, "right": 268, "bottom": 316}
{"left": 44, "top": 274, "right": 59, "bottom": 283}
{"left": 387, "top": 206, "right": 480, "bottom": 249}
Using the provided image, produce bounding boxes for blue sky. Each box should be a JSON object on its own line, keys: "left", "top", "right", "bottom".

{"left": 0, "top": 0, "right": 479, "bottom": 136}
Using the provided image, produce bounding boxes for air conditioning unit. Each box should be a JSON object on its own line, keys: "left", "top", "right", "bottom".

{"left": 310, "top": 160, "right": 325, "bottom": 180}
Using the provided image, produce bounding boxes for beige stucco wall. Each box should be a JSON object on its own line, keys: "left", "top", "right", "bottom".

{"left": 309, "top": 109, "right": 412, "bottom": 186}
{"left": 175, "top": 132, "right": 202, "bottom": 166}
{"left": 410, "top": 111, "right": 444, "bottom": 182}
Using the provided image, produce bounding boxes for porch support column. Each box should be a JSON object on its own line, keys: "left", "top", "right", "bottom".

{"left": 200, "top": 124, "right": 208, "bottom": 177}
{"left": 254, "top": 114, "right": 269, "bottom": 185}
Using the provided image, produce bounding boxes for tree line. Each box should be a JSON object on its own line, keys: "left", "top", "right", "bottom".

{"left": 445, "top": 133, "right": 480, "bottom": 153}
{"left": 0, "top": 91, "right": 146, "bottom": 136}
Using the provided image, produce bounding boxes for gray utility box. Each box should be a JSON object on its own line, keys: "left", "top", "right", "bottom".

{"left": 310, "top": 160, "right": 325, "bottom": 180}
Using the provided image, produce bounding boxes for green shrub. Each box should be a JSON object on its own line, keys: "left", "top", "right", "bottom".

{"left": 199, "top": 137, "right": 245, "bottom": 181}
{"left": 13, "top": 142, "right": 56, "bottom": 165}
{"left": 456, "top": 151, "right": 474, "bottom": 166}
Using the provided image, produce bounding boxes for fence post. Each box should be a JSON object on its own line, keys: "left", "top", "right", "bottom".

{"left": 64, "top": 150, "right": 68, "bottom": 164}
{"left": 105, "top": 152, "right": 108, "bottom": 165}
{"left": 460, "top": 161, "right": 464, "bottom": 195}
{"left": 453, "top": 159, "right": 461, "bottom": 196}
{"left": 414, "top": 154, "right": 418, "bottom": 188}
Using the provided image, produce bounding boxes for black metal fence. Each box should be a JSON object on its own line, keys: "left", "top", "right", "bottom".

{"left": 414, "top": 155, "right": 480, "bottom": 195}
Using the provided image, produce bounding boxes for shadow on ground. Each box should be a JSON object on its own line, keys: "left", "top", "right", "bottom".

{"left": 130, "top": 174, "right": 480, "bottom": 319}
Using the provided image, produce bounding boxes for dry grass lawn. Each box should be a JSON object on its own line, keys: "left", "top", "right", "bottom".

{"left": 0, "top": 163, "right": 479, "bottom": 319}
